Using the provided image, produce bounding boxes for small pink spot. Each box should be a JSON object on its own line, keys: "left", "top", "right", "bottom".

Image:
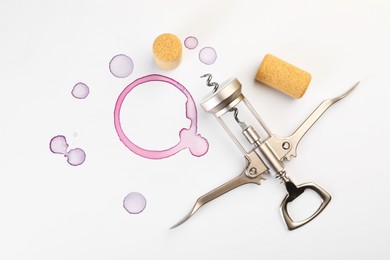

{"left": 71, "top": 82, "right": 89, "bottom": 99}
{"left": 123, "top": 192, "right": 147, "bottom": 214}
{"left": 184, "top": 36, "right": 198, "bottom": 49}
{"left": 66, "top": 148, "right": 86, "bottom": 166}
{"left": 109, "top": 54, "right": 134, "bottom": 78}
{"left": 49, "top": 135, "right": 69, "bottom": 155}
{"left": 199, "top": 47, "right": 217, "bottom": 65}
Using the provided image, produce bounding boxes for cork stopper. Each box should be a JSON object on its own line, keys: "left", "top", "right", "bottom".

{"left": 152, "top": 33, "right": 182, "bottom": 70}
{"left": 255, "top": 54, "right": 312, "bottom": 99}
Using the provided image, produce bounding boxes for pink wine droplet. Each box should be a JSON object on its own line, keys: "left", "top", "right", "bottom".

{"left": 109, "top": 54, "right": 134, "bottom": 78}
{"left": 66, "top": 148, "right": 86, "bottom": 166}
{"left": 49, "top": 135, "right": 69, "bottom": 155}
{"left": 71, "top": 82, "right": 90, "bottom": 99}
{"left": 199, "top": 47, "right": 217, "bottom": 65}
{"left": 123, "top": 192, "right": 147, "bottom": 214}
{"left": 184, "top": 36, "right": 198, "bottom": 49}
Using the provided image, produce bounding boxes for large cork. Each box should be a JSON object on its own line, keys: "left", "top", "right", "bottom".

{"left": 255, "top": 54, "right": 312, "bottom": 99}
{"left": 152, "top": 33, "right": 182, "bottom": 70}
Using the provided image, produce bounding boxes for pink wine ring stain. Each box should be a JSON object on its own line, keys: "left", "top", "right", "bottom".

{"left": 114, "top": 74, "right": 209, "bottom": 159}
{"left": 49, "top": 135, "right": 86, "bottom": 166}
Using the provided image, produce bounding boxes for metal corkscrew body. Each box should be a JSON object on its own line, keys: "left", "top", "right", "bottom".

{"left": 171, "top": 75, "right": 358, "bottom": 230}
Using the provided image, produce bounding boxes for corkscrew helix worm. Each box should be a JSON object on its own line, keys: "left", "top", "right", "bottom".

{"left": 201, "top": 74, "right": 219, "bottom": 92}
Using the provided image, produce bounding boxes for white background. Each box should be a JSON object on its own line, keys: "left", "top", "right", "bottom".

{"left": 1, "top": 0, "right": 389, "bottom": 259}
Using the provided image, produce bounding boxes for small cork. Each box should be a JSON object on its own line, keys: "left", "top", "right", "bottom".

{"left": 255, "top": 54, "right": 312, "bottom": 99}
{"left": 152, "top": 33, "right": 182, "bottom": 70}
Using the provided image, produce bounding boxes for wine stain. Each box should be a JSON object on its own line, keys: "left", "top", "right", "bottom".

{"left": 123, "top": 192, "right": 147, "bottom": 214}
{"left": 114, "top": 74, "right": 209, "bottom": 159}
{"left": 109, "top": 54, "right": 134, "bottom": 78}
{"left": 49, "top": 135, "right": 86, "bottom": 166}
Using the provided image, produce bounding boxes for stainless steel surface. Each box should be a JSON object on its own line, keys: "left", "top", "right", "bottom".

{"left": 201, "top": 78, "right": 244, "bottom": 117}
{"left": 171, "top": 150, "right": 268, "bottom": 229}
{"left": 280, "top": 181, "right": 331, "bottom": 230}
{"left": 279, "top": 82, "right": 359, "bottom": 161}
{"left": 174, "top": 76, "right": 357, "bottom": 230}
{"left": 242, "top": 98, "right": 272, "bottom": 138}
{"left": 217, "top": 116, "right": 247, "bottom": 155}
{"left": 242, "top": 125, "right": 260, "bottom": 144}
